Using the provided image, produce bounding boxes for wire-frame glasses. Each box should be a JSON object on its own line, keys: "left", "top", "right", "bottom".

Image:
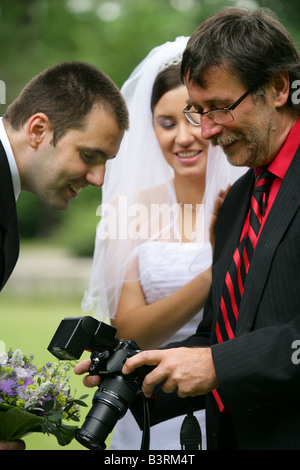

{"left": 183, "top": 91, "right": 250, "bottom": 126}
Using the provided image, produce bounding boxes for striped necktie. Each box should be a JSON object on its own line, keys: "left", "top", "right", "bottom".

{"left": 211, "top": 170, "right": 274, "bottom": 412}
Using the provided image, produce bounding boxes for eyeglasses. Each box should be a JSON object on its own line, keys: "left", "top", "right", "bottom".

{"left": 183, "top": 91, "right": 250, "bottom": 126}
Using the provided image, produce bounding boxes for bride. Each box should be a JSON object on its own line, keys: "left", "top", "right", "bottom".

{"left": 82, "top": 37, "right": 246, "bottom": 450}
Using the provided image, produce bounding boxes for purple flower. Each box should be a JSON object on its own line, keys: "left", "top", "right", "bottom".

{"left": 17, "top": 385, "right": 29, "bottom": 401}
{"left": 15, "top": 367, "right": 34, "bottom": 387}
{"left": 0, "top": 378, "right": 17, "bottom": 396}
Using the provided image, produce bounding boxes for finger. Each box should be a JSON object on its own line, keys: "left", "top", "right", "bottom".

{"left": 141, "top": 355, "right": 180, "bottom": 397}
{"left": 74, "top": 359, "right": 91, "bottom": 375}
{"left": 122, "top": 350, "right": 163, "bottom": 375}
{"left": 224, "top": 183, "right": 231, "bottom": 196}
{"left": 74, "top": 359, "right": 100, "bottom": 388}
{"left": 161, "top": 379, "right": 178, "bottom": 395}
{"left": 141, "top": 367, "right": 168, "bottom": 397}
{"left": 214, "top": 185, "right": 230, "bottom": 212}
{"left": 210, "top": 186, "right": 231, "bottom": 250}
{"left": 82, "top": 374, "right": 101, "bottom": 388}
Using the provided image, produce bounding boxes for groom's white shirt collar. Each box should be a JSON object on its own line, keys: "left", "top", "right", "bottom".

{"left": 0, "top": 117, "right": 21, "bottom": 201}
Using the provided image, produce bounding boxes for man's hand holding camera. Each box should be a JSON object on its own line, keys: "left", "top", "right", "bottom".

{"left": 75, "top": 347, "right": 219, "bottom": 398}
{"left": 123, "top": 347, "right": 218, "bottom": 398}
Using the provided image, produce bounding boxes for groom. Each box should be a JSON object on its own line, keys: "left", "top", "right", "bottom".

{"left": 0, "top": 61, "right": 128, "bottom": 450}
{"left": 0, "top": 61, "right": 128, "bottom": 292}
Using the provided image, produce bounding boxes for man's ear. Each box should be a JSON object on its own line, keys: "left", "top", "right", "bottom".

{"left": 27, "top": 113, "right": 52, "bottom": 148}
{"left": 271, "top": 71, "right": 290, "bottom": 108}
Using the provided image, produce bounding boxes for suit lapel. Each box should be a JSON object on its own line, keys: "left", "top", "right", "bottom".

{"left": 0, "top": 141, "right": 16, "bottom": 227}
{"left": 0, "top": 140, "right": 19, "bottom": 290}
{"left": 236, "top": 145, "right": 300, "bottom": 335}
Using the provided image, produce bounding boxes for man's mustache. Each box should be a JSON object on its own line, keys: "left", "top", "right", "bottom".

{"left": 211, "top": 131, "right": 245, "bottom": 147}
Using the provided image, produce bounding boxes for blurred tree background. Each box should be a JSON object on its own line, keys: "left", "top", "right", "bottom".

{"left": 0, "top": 0, "right": 299, "bottom": 256}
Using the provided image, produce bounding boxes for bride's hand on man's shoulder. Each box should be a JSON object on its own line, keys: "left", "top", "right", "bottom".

{"left": 210, "top": 185, "right": 231, "bottom": 251}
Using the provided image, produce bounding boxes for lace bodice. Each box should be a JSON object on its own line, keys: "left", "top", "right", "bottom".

{"left": 138, "top": 240, "right": 212, "bottom": 345}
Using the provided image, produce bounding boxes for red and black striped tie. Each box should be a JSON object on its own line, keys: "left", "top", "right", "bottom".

{"left": 211, "top": 170, "right": 274, "bottom": 412}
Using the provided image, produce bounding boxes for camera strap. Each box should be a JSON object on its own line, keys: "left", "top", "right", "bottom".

{"left": 140, "top": 396, "right": 151, "bottom": 450}
{"left": 180, "top": 402, "right": 202, "bottom": 450}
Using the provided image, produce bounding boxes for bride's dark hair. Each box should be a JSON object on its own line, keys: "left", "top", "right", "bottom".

{"left": 150, "top": 63, "right": 182, "bottom": 113}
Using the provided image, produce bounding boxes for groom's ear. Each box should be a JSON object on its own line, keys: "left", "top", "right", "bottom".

{"left": 27, "top": 113, "right": 53, "bottom": 148}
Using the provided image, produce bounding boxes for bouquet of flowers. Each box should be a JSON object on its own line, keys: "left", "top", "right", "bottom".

{"left": 0, "top": 349, "right": 88, "bottom": 446}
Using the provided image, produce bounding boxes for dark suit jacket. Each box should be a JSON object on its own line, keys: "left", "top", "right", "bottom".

{"left": 0, "top": 140, "right": 19, "bottom": 291}
{"left": 132, "top": 144, "right": 300, "bottom": 450}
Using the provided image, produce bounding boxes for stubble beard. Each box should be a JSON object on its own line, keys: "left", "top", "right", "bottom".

{"left": 211, "top": 122, "right": 271, "bottom": 168}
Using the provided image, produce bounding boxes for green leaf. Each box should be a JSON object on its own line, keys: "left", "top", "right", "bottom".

{"left": 0, "top": 409, "right": 43, "bottom": 441}
{"left": 69, "top": 415, "right": 80, "bottom": 422}
{"left": 73, "top": 399, "right": 88, "bottom": 407}
{"left": 0, "top": 403, "right": 14, "bottom": 412}
{"left": 52, "top": 423, "right": 78, "bottom": 446}
{"left": 63, "top": 403, "right": 73, "bottom": 413}
{"left": 47, "top": 411, "right": 64, "bottom": 421}
{"left": 0, "top": 408, "right": 78, "bottom": 446}
{"left": 43, "top": 399, "right": 55, "bottom": 413}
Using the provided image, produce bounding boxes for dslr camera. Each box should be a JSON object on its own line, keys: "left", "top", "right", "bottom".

{"left": 48, "top": 316, "right": 151, "bottom": 450}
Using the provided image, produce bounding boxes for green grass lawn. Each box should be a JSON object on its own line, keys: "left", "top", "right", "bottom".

{"left": 0, "top": 292, "right": 105, "bottom": 451}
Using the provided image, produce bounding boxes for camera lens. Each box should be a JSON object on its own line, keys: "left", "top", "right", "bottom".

{"left": 75, "top": 429, "right": 105, "bottom": 450}
{"left": 75, "top": 375, "right": 138, "bottom": 450}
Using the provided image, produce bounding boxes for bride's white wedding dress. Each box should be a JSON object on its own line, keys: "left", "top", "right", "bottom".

{"left": 109, "top": 240, "right": 212, "bottom": 450}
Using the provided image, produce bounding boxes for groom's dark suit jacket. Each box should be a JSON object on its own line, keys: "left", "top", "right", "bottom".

{"left": 0, "top": 140, "right": 19, "bottom": 291}
{"left": 132, "top": 144, "right": 300, "bottom": 450}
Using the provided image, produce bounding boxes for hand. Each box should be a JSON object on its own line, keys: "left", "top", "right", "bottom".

{"left": 210, "top": 185, "right": 231, "bottom": 252}
{"left": 122, "top": 347, "right": 219, "bottom": 398}
{"left": 74, "top": 359, "right": 101, "bottom": 388}
{"left": 0, "top": 440, "right": 25, "bottom": 450}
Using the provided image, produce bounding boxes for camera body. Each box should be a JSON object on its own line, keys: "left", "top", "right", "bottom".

{"left": 48, "top": 316, "right": 149, "bottom": 450}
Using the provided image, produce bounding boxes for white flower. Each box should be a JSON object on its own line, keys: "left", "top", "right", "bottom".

{"left": 11, "top": 349, "right": 25, "bottom": 367}
{"left": 24, "top": 381, "right": 52, "bottom": 410}
{"left": 14, "top": 367, "right": 33, "bottom": 381}
{"left": 17, "top": 386, "right": 29, "bottom": 401}
{"left": 0, "top": 352, "right": 8, "bottom": 366}
{"left": 37, "top": 382, "right": 52, "bottom": 397}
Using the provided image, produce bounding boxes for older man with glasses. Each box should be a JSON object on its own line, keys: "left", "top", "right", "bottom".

{"left": 77, "top": 7, "right": 300, "bottom": 450}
